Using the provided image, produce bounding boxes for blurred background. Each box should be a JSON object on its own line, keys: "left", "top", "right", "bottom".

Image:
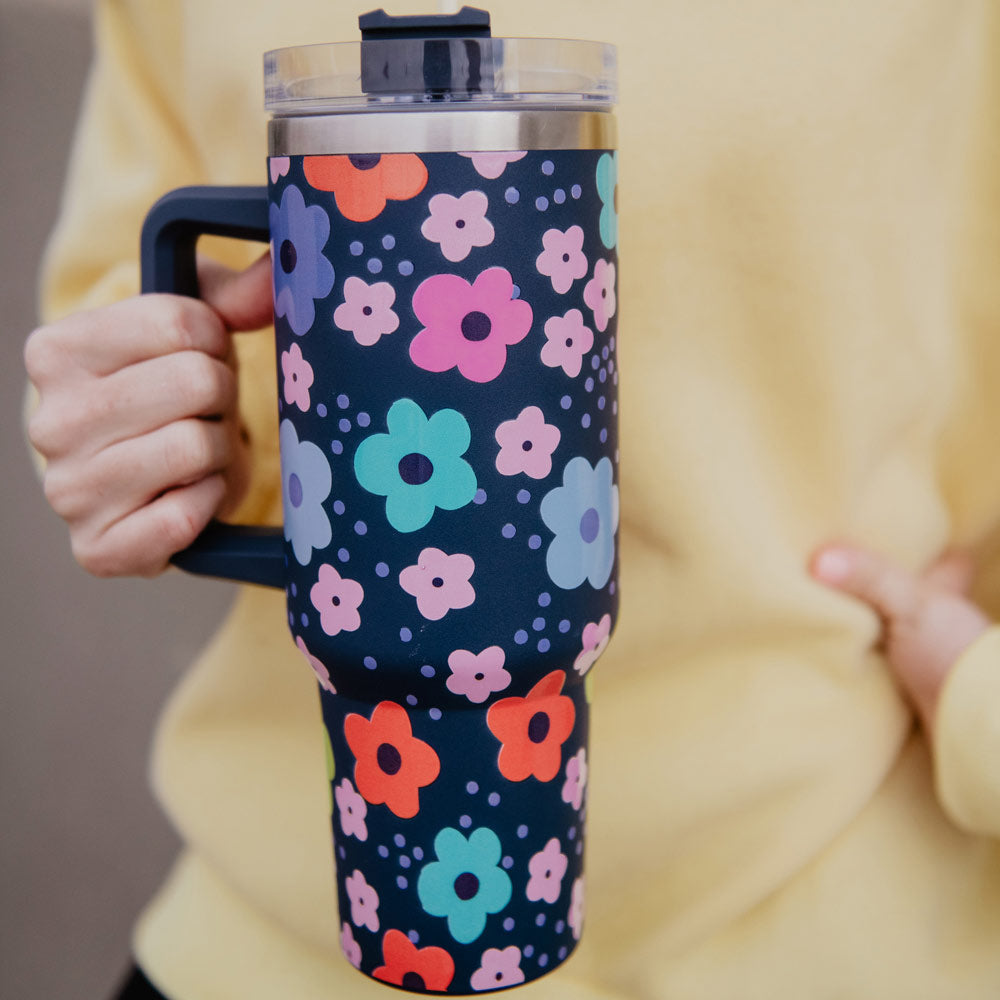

{"left": 1, "top": 1, "right": 235, "bottom": 996}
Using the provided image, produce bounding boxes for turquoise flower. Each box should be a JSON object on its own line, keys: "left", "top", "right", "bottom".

{"left": 354, "top": 398, "right": 477, "bottom": 533}
{"left": 417, "top": 827, "right": 512, "bottom": 944}
{"left": 596, "top": 152, "right": 618, "bottom": 250}
{"left": 540, "top": 456, "right": 619, "bottom": 589}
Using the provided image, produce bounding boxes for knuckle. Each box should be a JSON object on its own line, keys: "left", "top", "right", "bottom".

{"left": 23, "top": 326, "right": 56, "bottom": 383}
{"left": 28, "top": 403, "right": 70, "bottom": 457}
{"left": 156, "top": 494, "right": 210, "bottom": 556}
{"left": 186, "top": 354, "right": 235, "bottom": 412}
{"left": 161, "top": 295, "right": 225, "bottom": 356}
{"left": 162, "top": 421, "right": 212, "bottom": 481}
{"left": 70, "top": 532, "right": 117, "bottom": 578}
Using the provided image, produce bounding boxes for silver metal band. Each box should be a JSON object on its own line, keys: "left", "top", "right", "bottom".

{"left": 268, "top": 109, "right": 616, "bottom": 156}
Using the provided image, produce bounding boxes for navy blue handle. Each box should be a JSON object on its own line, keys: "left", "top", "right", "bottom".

{"left": 140, "top": 185, "right": 285, "bottom": 589}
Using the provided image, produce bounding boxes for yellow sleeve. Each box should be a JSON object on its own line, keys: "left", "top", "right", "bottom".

{"left": 933, "top": 626, "right": 1000, "bottom": 836}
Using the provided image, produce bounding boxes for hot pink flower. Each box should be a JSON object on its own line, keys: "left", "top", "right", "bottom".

{"left": 446, "top": 646, "right": 512, "bottom": 704}
{"left": 536, "top": 225, "right": 588, "bottom": 294}
{"left": 310, "top": 564, "right": 364, "bottom": 636}
{"left": 346, "top": 868, "right": 380, "bottom": 932}
{"left": 399, "top": 547, "right": 475, "bottom": 621}
{"left": 540, "top": 309, "right": 594, "bottom": 378}
{"left": 494, "top": 406, "right": 560, "bottom": 480}
{"left": 584, "top": 258, "right": 616, "bottom": 333}
{"left": 281, "top": 343, "right": 313, "bottom": 411}
{"left": 340, "top": 922, "right": 362, "bottom": 969}
{"left": 469, "top": 946, "right": 525, "bottom": 991}
{"left": 561, "top": 748, "right": 588, "bottom": 810}
{"left": 410, "top": 267, "right": 533, "bottom": 383}
{"left": 296, "top": 635, "right": 334, "bottom": 693}
{"left": 459, "top": 150, "right": 527, "bottom": 179}
{"left": 334, "top": 777, "right": 368, "bottom": 841}
{"left": 333, "top": 276, "right": 400, "bottom": 347}
{"left": 526, "top": 837, "right": 567, "bottom": 904}
{"left": 573, "top": 613, "right": 612, "bottom": 676}
{"left": 421, "top": 191, "right": 495, "bottom": 262}
{"left": 568, "top": 876, "right": 585, "bottom": 940}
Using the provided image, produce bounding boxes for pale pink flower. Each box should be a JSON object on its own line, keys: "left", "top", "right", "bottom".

{"left": 340, "top": 922, "right": 362, "bottom": 969}
{"left": 281, "top": 343, "right": 313, "bottom": 411}
{"left": 399, "top": 547, "right": 475, "bottom": 621}
{"left": 584, "top": 258, "right": 616, "bottom": 333}
{"left": 296, "top": 635, "right": 334, "bottom": 693}
{"left": 269, "top": 156, "right": 290, "bottom": 183}
{"left": 334, "top": 778, "right": 368, "bottom": 841}
{"left": 446, "top": 646, "right": 512, "bottom": 704}
{"left": 333, "top": 276, "right": 400, "bottom": 346}
{"left": 568, "top": 876, "right": 585, "bottom": 940}
{"left": 526, "top": 837, "right": 568, "bottom": 904}
{"left": 346, "top": 868, "right": 380, "bottom": 932}
{"left": 310, "top": 564, "right": 364, "bottom": 636}
{"left": 421, "top": 191, "right": 494, "bottom": 262}
{"left": 541, "top": 309, "right": 594, "bottom": 378}
{"left": 494, "top": 406, "right": 561, "bottom": 480}
{"left": 573, "top": 613, "right": 612, "bottom": 676}
{"left": 535, "top": 225, "right": 588, "bottom": 294}
{"left": 459, "top": 150, "right": 527, "bottom": 179}
{"left": 470, "top": 946, "right": 525, "bottom": 991}
{"left": 561, "top": 748, "right": 588, "bottom": 810}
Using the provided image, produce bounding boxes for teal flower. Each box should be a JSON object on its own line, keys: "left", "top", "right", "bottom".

{"left": 417, "top": 827, "right": 512, "bottom": 944}
{"left": 354, "top": 398, "right": 477, "bottom": 533}
{"left": 596, "top": 152, "right": 618, "bottom": 250}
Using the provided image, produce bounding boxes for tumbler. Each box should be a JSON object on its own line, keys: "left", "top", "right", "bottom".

{"left": 141, "top": 7, "right": 619, "bottom": 993}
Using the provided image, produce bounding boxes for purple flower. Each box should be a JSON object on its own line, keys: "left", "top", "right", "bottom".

{"left": 340, "top": 922, "right": 362, "bottom": 969}
{"left": 469, "top": 946, "right": 525, "bottom": 991}
{"left": 346, "top": 868, "right": 380, "bottom": 932}
{"left": 525, "top": 837, "right": 568, "bottom": 904}
{"left": 446, "top": 646, "right": 512, "bottom": 704}
{"left": 279, "top": 419, "right": 332, "bottom": 565}
{"left": 561, "top": 748, "right": 588, "bottom": 810}
{"left": 334, "top": 778, "right": 368, "bottom": 842}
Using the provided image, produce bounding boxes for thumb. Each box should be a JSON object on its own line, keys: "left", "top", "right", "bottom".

{"left": 809, "top": 544, "right": 920, "bottom": 622}
{"left": 197, "top": 252, "right": 274, "bottom": 332}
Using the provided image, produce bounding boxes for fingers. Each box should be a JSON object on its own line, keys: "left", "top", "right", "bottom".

{"left": 923, "top": 551, "right": 975, "bottom": 596}
{"left": 198, "top": 252, "right": 274, "bottom": 332}
{"left": 809, "top": 545, "right": 920, "bottom": 623}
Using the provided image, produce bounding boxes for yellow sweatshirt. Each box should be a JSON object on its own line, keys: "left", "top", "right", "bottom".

{"left": 41, "top": 1, "right": 1000, "bottom": 997}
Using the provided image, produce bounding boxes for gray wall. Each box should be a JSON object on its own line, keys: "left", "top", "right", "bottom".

{"left": 1, "top": 3, "right": 234, "bottom": 996}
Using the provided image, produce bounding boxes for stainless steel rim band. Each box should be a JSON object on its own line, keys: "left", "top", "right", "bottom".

{"left": 268, "top": 109, "right": 616, "bottom": 156}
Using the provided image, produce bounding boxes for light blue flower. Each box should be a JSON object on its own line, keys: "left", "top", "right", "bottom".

{"left": 540, "top": 456, "right": 619, "bottom": 589}
{"left": 270, "top": 184, "right": 335, "bottom": 336}
{"left": 354, "top": 398, "right": 477, "bottom": 533}
{"left": 416, "top": 826, "right": 512, "bottom": 944}
{"left": 596, "top": 152, "right": 618, "bottom": 250}
{"left": 279, "top": 419, "right": 332, "bottom": 565}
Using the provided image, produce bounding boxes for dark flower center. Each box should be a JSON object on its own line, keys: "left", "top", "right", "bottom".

{"left": 474, "top": 672, "right": 485, "bottom": 681}
{"left": 562, "top": 253, "right": 571, "bottom": 263}
{"left": 279, "top": 239, "right": 297, "bottom": 274}
{"left": 455, "top": 219, "right": 466, "bottom": 229}
{"left": 461, "top": 310, "right": 492, "bottom": 342}
{"left": 287, "top": 472, "right": 304, "bottom": 508}
{"left": 398, "top": 453, "right": 434, "bottom": 486}
{"left": 331, "top": 595, "right": 341, "bottom": 607}
{"left": 376, "top": 742, "right": 402, "bottom": 775}
{"left": 580, "top": 507, "right": 600, "bottom": 544}
{"left": 401, "top": 972, "right": 426, "bottom": 990}
{"left": 431, "top": 577, "right": 445, "bottom": 588}
{"left": 454, "top": 871, "right": 480, "bottom": 900}
{"left": 527, "top": 711, "right": 550, "bottom": 744}
{"left": 348, "top": 153, "right": 381, "bottom": 171}
{"left": 565, "top": 337, "right": 574, "bottom": 348}
{"left": 362, "top": 305, "right": 373, "bottom": 316}
{"left": 521, "top": 440, "right": 533, "bottom": 452}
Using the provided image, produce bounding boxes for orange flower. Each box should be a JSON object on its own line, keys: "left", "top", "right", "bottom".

{"left": 486, "top": 670, "right": 576, "bottom": 782}
{"left": 303, "top": 153, "right": 428, "bottom": 222}
{"left": 373, "top": 928, "right": 454, "bottom": 992}
{"left": 344, "top": 701, "right": 440, "bottom": 818}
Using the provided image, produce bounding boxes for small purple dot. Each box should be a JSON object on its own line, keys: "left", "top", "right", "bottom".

{"left": 535, "top": 196, "right": 549, "bottom": 211}
{"left": 585, "top": 377, "right": 595, "bottom": 392}
{"left": 602, "top": 345, "right": 610, "bottom": 360}
{"left": 375, "top": 561, "right": 389, "bottom": 577}
{"left": 349, "top": 241, "right": 363, "bottom": 256}
{"left": 420, "top": 664, "right": 435, "bottom": 678}
{"left": 553, "top": 188, "right": 566, "bottom": 204}
{"left": 592, "top": 355, "right": 600, "bottom": 370}
{"left": 558, "top": 946, "right": 568, "bottom": 961}
{"left": 400, "top": 627, "right": 412, "bottom": 642}
{"left": 503, "top": 917, "right": 515, "bottom": 931}
{"left": 613, "top": 400, "right": 619, "bottom": 415}
{"left": 288, "top": 612, "right": 294, "bottom": 626}
{"left": 367, "top": 258, "right": 382, "bottom": 274}
{"left": 568, "top": 825, "right": 577, "bottom": 840}
{"left": 394, "top": 833, "right": 406, "bottom": 847}
{"left": 538, "top": 638, "right": 551, "bottom": 653}
{"left": 337, "top": 394, "right": 350, "bottom": 409}
{"left": 505, "top": 186, "right": 520, "bottom": 204}
{"left": 407, "top": 929, "right": 420, "bottom": 944}
{"left": 516, "top": 489, "right": 531, "bottom": 504}
{"left": 559, "top": 619, "right": 571, "bottom": 633}
{"left": 316, "top": 403, "right": 327, "bottom": 417}
{"left": 473, "top": 488, "right": 487, "bottom": 505}
{"left": 538, "top": 953, "right": 549, "bottom": 967}
{"left": 290, "top": 582, "right": 298, "bottom": 598}
{"left": 502, "top": 523, "right": 516, "bottom": 539}
{"left": 517, "top": 824, "right": 529, "bottom": 838}
{"left": 488, "top": 792, "right": 500, "bottom": 806}
{"left": 429, "top": 707, "right": 442, "bottom": 720}
{"left": 556, "top": 919, "right": 566, "bottom": 933}
{"left": 364, "top": 656, "right": 377, "bottom": 670}
{"left": 610, "top": 581, "right": 616, "bottom": 595}
{"left": 511, "top": 284, "right": 521, "bottom": 299}
{"left": 397, "top": 875, "right": 408, "bottom": 890}
{"left": 357, "top": 411, "right": 371, "bottom": 427}
{"left": 399, "top": 855, "right": 411, "bottom": 868}
{"left": 331, "top": 440, "right": 344, "bottom": 455}
{"left": 528, "top": 534, "right": 541, "bottom": 550}
{"left": 459, "top": 814, "right": 472, "bottom": 829}
{"left": 582, "top": 413, "right": 592, "bottom": 429}
{"left": 514, "top": 629, "right": 528, "bottom": 645}
{"left": 300, "top": 613, "right": 309, "bottom": 628}
{"left": 382, "top": 234, "right": 396, "bottom": 250}
{"left": 576, "top": 840, "right": 584, "bottom": 855}
{"left": 413, "top": 847, "right": 424, "bottom": 860}
{"left": 501, "top": 855, "right": 514, "bottom": 869}
{"left": 353, "top": 521, "right": 367, "bottom": 536}
{"left": 466, "top": 781, "right": 479, "bottom": 794}
{"left": 338, "top": 845, "right": 346, "bottom": 860}
{"left": 571, "top": 184, "right": 582, "bottom": 199}
{"left": 532, "top": 617, "right": 545, "bottom": 631}
{"left": 536, "top": 913, "right": 546, "bottom": 927}
{"left": 560, "top": 395, "right": 572, "bottom": 410}
{"left": 538, "top": 592, "right": 551, "bottom": 607}
{"left": 378, "top": 844, "right": 389, "bottom": 857}
{"left": 339, "top": 418, "right": 351, "bottom": 433}
{"left": 542, "top": 160, "right": 555, "bottom": 175}
{"left": 338, "top": 547, "right": 350, "bottom": 562}
{"left": 598, "top": 396, "right": 606, "bottom": 410}
{"left": 523, "top": 944, "right": 535, "bottom": 958}
{"left": 406, "top": 694, "right": 418, "bottom": 706}
{"left": 599, "top": 368, "right": 608, "bottom": 384}
{"left": 600, "top": 428, "right": 608, "bottom": 443}
{"left": 398, "top": 260, "right": 414, "bottom": 276}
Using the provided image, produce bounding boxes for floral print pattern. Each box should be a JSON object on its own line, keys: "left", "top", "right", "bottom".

{"left": 281, "top": 343, "right": 313, "bottom": 411}
{"left": 296, "top": 635, "right": 334, "bottom": 693}
{"left": 399, "top": 547, "right": 476, "bottom": 621}
{"left": 573, "top": 614, "right": 613, "bottom": 675}
{"left": 459, "top": 150, "right": 527, "bottom": 179}
{"left": 536, "top": 225, "right": 588, "bottom": 294}
{"left": 494, "top": 406, "right": 561, "bottom": 480}
{"left": 446, "top": 646, "right": 511, "bottom": 704}
{"left": 279, "top": 419, "right": 332, "bottom": 565}
{"left": 561, "top": 749, "right": 588, "bottom": 810}
{"left": 583, "top": 257, "right": 616, "bottom": 333}
{"left": 373, "top": 929, "right": 455, "bottom": 992}
{"left": 335, "top": 777, "right": 368, "bottom": 841}
{"left": 422, "top": 191, "right": 495, "bottom": 262}
{"left": 341, "top": 922, "right": 363, "bottom": 969}
{"left": 333, "top": 276, "right": 400, "bottom": 346}
{"left": 310, "top": 564, "right": 363, "bottom": 636}
{"left": 596, "top": 152, "right": 618, "bottom": 249}
{"left": 469, "top": 946, "right": 525, "bottom": 991}
{"left": 525, "top": 837, "right": 568, "bottom": 904}
{"left": 540, "top": 309, "right": 595, "bottom": 378}
{"left": 304, "top": 153, "right": 428, "bottom": 222}
{"left": 346, "top": 868, "right": 380, "bottom": 932}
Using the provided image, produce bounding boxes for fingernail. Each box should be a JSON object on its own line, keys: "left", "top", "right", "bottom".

{"left": 813, "top": 548, "right": 853, "bottom": 583}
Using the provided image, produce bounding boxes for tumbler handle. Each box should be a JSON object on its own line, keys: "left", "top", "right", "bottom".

{"left": 140, "top": 185, "right": 285, "bottom": 589}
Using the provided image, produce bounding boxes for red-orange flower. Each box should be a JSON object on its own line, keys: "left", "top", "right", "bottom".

{"left": 372, "top": 928, "right": 454, "bottom": 992}
{"left": 303, "top": 153, "right": 428, "bottom": 223}
{"left": 486, "top": 670, "right": 576, "bottom": 782}
{"left": 344, "top": 701, "right": 440, "bottom": 818}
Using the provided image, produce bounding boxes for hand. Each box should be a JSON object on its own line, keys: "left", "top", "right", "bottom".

{"left": 810, "top": 545, "right": 991, "bottom": 731}
{"left": 25, "top": 254, "right": 273, "bottom": 577}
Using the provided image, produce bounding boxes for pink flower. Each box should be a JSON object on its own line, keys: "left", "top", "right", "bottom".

{"left": 333, "top": 276, "right": 399, "bottom": 346}
{"left": 310, "top": 564, "right": 364, "bottom": 636}
{"left": 535, "top": 225, "right": 588, "bottom": 294}
{"left": 459, "top": 150, "right": 527, "bottom": 179}
{"left": 340, "top": 922, "right": 362, "bottom": 969}
{"left": 561, "top": 748, "right": 588, "bottom": 810}
{"left": 469, "top": 946, "right": 525, "bottom": 991}
{"left": 494, "top": 406, "right": 560, "bottom": 480}
{"left": 526, "top": 837, "right": 567, "bottom": 904}
{"left": 281, "top": 343, "right": 313, "bottom": 411}
{"left": 584, "top": 258, "right": 616, "bottom": 333}
{"left": 269, "top": 156, "right": 290, "bottom": 183}
{"left": 334, "top": 777, "right": 368, "bottom": 841}
{"left": 541, "top": 309, "right": 594, "bottom": 378}
{"left": 568, "top": 876, "right": 585, "bottom": 940}
{"left": 410, "top": 267, "right": 533, "bottom": 383}
{"left": 399, "top": 547, "right": 475, "bottom": 621}
{"left": 346, "top": 869, "right": 380, "bottom": 932}
{"left": 446, "top": 646, "right": 512, "bottom": 704}
{"left": 573, "top": 613, "right": 612, "bottom": 676}
{"left": 421, "top": 191, "right": 495, "bottom": 262}
{"left": 296, "top": 635, "right": 334, "bottom": 693}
